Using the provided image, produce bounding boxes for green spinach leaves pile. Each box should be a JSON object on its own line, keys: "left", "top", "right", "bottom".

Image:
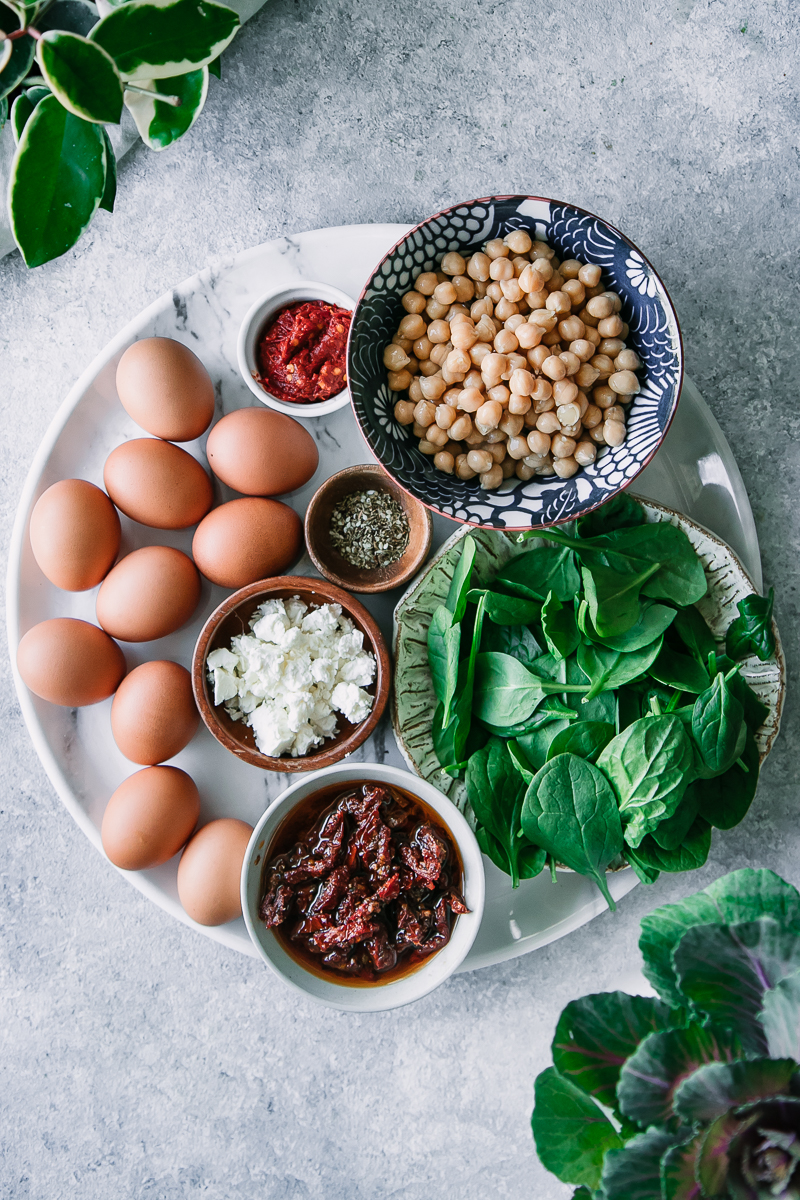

{"left": 532, "top": 868, "right": 800, "bottom": 1200}
{"left": 426, "top": 495, "right": 776, "bottom": 906}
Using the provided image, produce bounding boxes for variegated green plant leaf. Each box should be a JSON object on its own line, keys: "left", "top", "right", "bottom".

{"left": 90, "top": 0, "right": 239, "bottom": 82}
{"left": 10, "top": 90, "right": 33, "bottom": 140}
{"left": 37, "top": 30, "right": 124, "bottom": 123}
{"left": 0, "top": 1, "right": 36, "bottom": 101}
{"left": 124, "top": 67, "right": 207, "bottom": 148}
{"left": 99, "top": 126, "right": 116, "bottom": 211}
{"left": 0, "top": 37, "right": 11, "bottom": 72}
{"left": 9, "top": 93, "right": 106, "bottom": 267}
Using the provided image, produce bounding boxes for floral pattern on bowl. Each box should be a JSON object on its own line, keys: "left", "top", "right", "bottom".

{"left": 348, "top": 196, "right": 684, "bottom": 530}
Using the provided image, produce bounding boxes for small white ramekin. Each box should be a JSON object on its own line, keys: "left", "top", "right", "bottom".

{"left": 236, "top": 282, "right": 355, "bottom": 418}
{"left": 241, "top": 762, "right": 485, "bottom": 1012}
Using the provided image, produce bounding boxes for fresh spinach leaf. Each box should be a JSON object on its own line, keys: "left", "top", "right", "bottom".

{"left": 474, "top": 652, "right": 588, "bottom": 727}
{"left": 431, "top": 593, "right": 487, "bottom": 767}
{"left": 446, "top": 534, "right": 476, "bottom": 621}
{"left": 625, "top": 817, "right": 711, "bottom": 874}
{"left": 649, "top": 644, "right": 710, "bottom": 695}
{"left": 692, "top": 672, "right": 746, "bottom": 776}
{"left": 468, "top": 588, "right": 541, "bottom": 626}
{"left": 495, "top": 546, "right": 581, "bottom": 602}
{"left": 728, "top": 670, "right": 770, "bottom": 733}
{"left": 597, "top": 714, "right": 694, "bottom": 849}
{"left": 595, "top": 602, "right": 676, "bottom": 652}
{"left": 427, "top": 604, "right": 460, "bottom": 724}
{"left": 515, "top": 720, "right": 573, "bottom": 771}
{"left": 479, "top": 704, "right": 578, "bottom": 740}
{"left": 672, "top": 605, "right": 717, "bottom": 665}
{"left": 481, "top": 621, "right": 543, "bottom": 669}
{"left": 566, "top": 656, "right": 618, "bottom": 724}
{"left": 581, "top": 561, "right": 656, "bottom": 638}
{"left": 725, "top": 586, "right": 776, "bottom": 662}
{"left": 684, "top": 730, "right": 759, "bottom": 829}
{"left": 577, "top": 639, "right": 664, "bottom": 702}
{"left": 616, "top": 686, "right": 642, "bottom": 733}
{"left": 576, "top": 493, "right": 646, "bottom": 538}
{"left": 542, "top": 590, "right": 580, "bottom": 660}
{"left": 521, "top": 753, "right": 624, "bottom": 909}
{"left": 650, "top": 791, "right": 699, "bottom": 850}
{"left": 475, "top": 824, "right": 546, "bottom": 881}
{"left": 466, "top": 737, "right": 545, "bottom": 887}
{"left": 546, "top": 721, "right": 616, "bottom": 764}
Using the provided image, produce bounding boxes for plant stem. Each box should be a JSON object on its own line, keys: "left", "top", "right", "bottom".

{"left": 1, "top": 26, "right": 40, "bottom": 40}
{"left": 124, "top": 83, "right": 182, "bottom": 107}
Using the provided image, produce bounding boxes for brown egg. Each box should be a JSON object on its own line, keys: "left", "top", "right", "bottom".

{"left": 177, "top": 818, "right": 253, "bottom": 925}
{"left": 17, "top": 618, "right": 126, "bottom": 706}
{"left": 111, "top": 660, "right": 200, "bottom": 765}
{"left": 29, "top": 480, "right": 120, "bottom": 591}
{"left": 96, "top": 546, "right": 201, "bottom": 642}
{"left": 206, "top": 407, "right": 319, "bottom": 496}
{"left": 192, "top": 498, "right": 303, "bottom": 587}
{"left": 103, "top": 439, "right": 213, "bottom": 529}
{"left": 116, "top": 338, "right": 215, "bottom": 442}
{"left": 102, "top": 765, "right": 200, "bottom": 870}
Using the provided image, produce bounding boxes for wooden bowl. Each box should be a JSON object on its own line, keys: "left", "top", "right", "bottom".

{"left": 304, "top": 464, "right": 432, "bottom": 594}
{"left": 192, "top": 576, "right": 391, "bottom": 772}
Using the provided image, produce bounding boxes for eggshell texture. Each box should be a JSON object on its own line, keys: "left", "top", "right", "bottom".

{"left": 17, "top": 618, "right": 126, "bottom": 706}
{"left": 96, "top": 546, "right": 201, "bottom": 642}
{"left": 206, "top": 407, "right": 319, "bottom": 496}
{"left": 116, "top": 338, "right": 215, "bottom": 442}
{"left": 192, "top": 498, "right": 303, "bottom": 587}
{"left": 103, "top": 438, "right": 213, "bottom": 530}
{"left": 29, "top": 479, "right": 121, "bottom": 591}
{"left": 102, "top": 765, "right": 200, "bottom": 870}
{"left": 111, "top": 660, "right": 200, "bottom": 765}
{"left": 177, "top": 818, "right": 253, "bottom": 925}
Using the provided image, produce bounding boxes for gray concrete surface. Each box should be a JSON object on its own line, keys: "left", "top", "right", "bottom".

{"left": 2, "top": 0, "right": 799, "bottom": 1195}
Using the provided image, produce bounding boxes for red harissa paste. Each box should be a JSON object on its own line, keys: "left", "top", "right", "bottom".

{"left": 256, "top": 300, "right": 352, "bottom": 404}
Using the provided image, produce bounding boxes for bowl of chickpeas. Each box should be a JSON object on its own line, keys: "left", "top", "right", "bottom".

{"left": 347, "top": 196, "right": 683, "bottom": 530}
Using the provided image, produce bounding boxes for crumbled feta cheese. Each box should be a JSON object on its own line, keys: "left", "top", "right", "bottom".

{"left": 207, "top": 596, "right": 377, "bottom": 757}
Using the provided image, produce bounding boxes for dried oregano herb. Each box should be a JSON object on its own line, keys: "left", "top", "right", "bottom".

{"left": 329, "top": 489, "right": 410, "bottom": 569}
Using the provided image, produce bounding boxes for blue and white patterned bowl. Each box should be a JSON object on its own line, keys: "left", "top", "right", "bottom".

{"left": 348, "top": 196, "right": 683, "bottom": 530}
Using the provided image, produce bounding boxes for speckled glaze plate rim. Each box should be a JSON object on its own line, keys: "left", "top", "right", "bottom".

{"left": 391, "top": 496, "right": 785, "bottom": 868}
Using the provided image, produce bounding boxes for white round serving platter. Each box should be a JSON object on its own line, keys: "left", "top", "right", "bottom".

{"left": 7, "top": 223, "right": 763, "bottom": 971}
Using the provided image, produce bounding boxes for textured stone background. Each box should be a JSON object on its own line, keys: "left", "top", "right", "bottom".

{"left": 1, "top": 0, "right": 798, "bottom": 1195}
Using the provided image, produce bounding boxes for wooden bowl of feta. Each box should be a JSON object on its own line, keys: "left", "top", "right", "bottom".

{"left": 192, "top": 576, "right": 391, "bottom": 771}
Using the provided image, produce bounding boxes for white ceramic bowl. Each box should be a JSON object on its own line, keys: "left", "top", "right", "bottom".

{"left": 240, "top": 762, "right": 485, "bottom": 1011}
{"left": 237, "top": 281, "right": 356, "bottom": 418}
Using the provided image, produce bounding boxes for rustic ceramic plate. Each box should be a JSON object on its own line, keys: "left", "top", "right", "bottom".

{"left": 393, "top": 497, "right": 785, "bottom": 817}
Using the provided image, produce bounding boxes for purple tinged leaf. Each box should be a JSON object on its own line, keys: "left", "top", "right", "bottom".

{"left": 617, "top": 1022, "right": 743, "bottom": 1129}
{"left": 552, "top": 991, "right": 680, "bottom": 1108}
{"left": 760, "top": 972, "right": 800, "bottom": 1060}
{"left": 600, "top": 1126, "right": 682, "bottom": 1200}
{"left": 698, "top": 1110, "right": 759, "bottom": 1196}
{"left": 672, "top": 1058, "right": 799, "bottom": 1126}
{"left": 661, "top": 1136, "right": 704, "bottom": 1200}
{"left": 674, "top": 918, "right": 800, "bottom": 1053}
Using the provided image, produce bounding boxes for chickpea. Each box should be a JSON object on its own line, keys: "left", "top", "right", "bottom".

{"left": 495, "top": 298, "right": 519, "bottom": 321}
{"left": 597, "top": 314, "right": 623, "bottom": 339}
{"left": 530, "top": 240, "right": 552, "bottom": 259}
{"left": 481, "top": 353, "right": 509, "bottom": 387}
{"left": 418, "top": 439, "right": 438, "bottom": 455}
{"left": 527, "top": 288, "right": 549, "bottom": 309}
{"left": 504, "top": 313, "right": 527, "bottom": 333}
{"left": 384, "top": 343, "right": 411, "bottom": 371}
{"left": 406, "top": 356, "right": 420, "bottom": 375}
{"left": 448, "top": 304, "right": 470, "bottom": 321}
{"left": 615, "top": 349, "right": 641, "bottom": 371}
{"left": 494, "top": 328, "right": 519, "bottom": 355}
{"left": 556, "top": 402, "right": 582, "bottom": 427}
{"left": 505, "top": 368, "right": 532, "bottom": 397}
{"left": 574, "top": 441, "right": 597, "bottom": 466}
{"left": 414, "top": 272, "right": 438, "bottom": 296}
{"left": 457, "top": 387, "right": 484, "bottom": 412}
{"left": 574, "top": 363, "right": 600, "bottom": 390}
{"left": 482, "top": 436, "right": 505, "bottom": 455}
{"left": 531, "top": 257, "right": 553, "bottom": 283}
{"left": 439, "top": 251, "right": 465, "bottom": 276}
{"left": 591, "top": 354, "right": 615, "bottom": 379}
{"left": 413, "top": 399, "right": 437, "bottom": 427}
{"left": 529, "top": 309, "right": 557, "bottom": 330}
{"left": 562, "top": 279, "right": 586, "bottom": 308}
{"left": 433, "top": 450, "right": 455, "bottom": 474}
{"left": 409, "top": 377, "right": 424, "bottom": 404}
{"left": 552, "top": 381, "right": 578, "bottom": 408}
{"left": 488, "top": 257, "right": 513, "bottom": 282}
{"left": 419, "top": 373, "right": 447, "bottom": 401}
{"left": 485, "top": 239, "right": 509, "bottom": 260}
{"left": 568, "top": 339, "right": 594, "bottom": 363}
{"left": 441, "top": 365, "right": 466, "bottom": 386}
{"left": 609, "top": 370, "right": 641, "bottom": 395}
{"left": 542, "top": 355, "right": 567, "bottom": 381}
{"left": 504, "top": 435, "right": 529, "bottom": 459}
{"left": 402, "top": 291, "right": 427, "bottom": 315}
{"left": 594, "top": 385, "right": 616, "bottom": 409}
{"left": 515, "top": 323, "right": 543, "bottom": 351}
{"left": 474, "top": 281, "right": 489, "bottom": 298}
{"left": 545, "top": 291, "right": 572, "bottom": 315}
{"left": 529, "top": 376, "right": 552, "bottom": 401}
{"left": 523, "top": 409, "right": 539, "bottom": 428}
{"left": 602, "top": 291, "right": 623, "bottom": 312}
{"left": 475, "top": 400, "right": 504, "bottom": 433}
{"left": 487, "top": 384, "right": 510, "bottom": 405}
{"left": 449, "top": 324, "right": 477, "bottom": 354}
{"left": 419, "top": 359, "right": 439, "bottom": 377}
{"left": 455, "top": 454, "right": 477, "bottom": 480}
{"left": 590, "top": 425, "right": 607, "bottom": 445}
{"left": 583, "top": 404, "right": 602, "bottom": 430}
{"left": 427, "top": 319, "right": 450, "bottom": 345}
{"left": 425, "top": 424, "right": 449, "bottom": 448}
{"left": 553, "top": 456, "right": 579, "bottom": 479}
{"left": 527, "top": 430, "right": 551, "bottom": 456}
{"left": 584, "top": 326, "right": 602, "bottom": 346}
{"left": 470, "top": 342, "right": 492, "bottom": 367}
{"left": 478, "top": 463, "right": 502, "bottom": 490}
{"left": 578, "top": 263, "right": 602, "bottom": 287}
{"left": 393, "top": 400, "right": 415, "bottom": 425}
{"left": 620, "top": 323, "right": 630, "bottom": 339}
{"left": 586, "top": 295, "right": 615, "bottom": 320}
{"left": 413, "top": 336, "right": 432, "bottom": 361}
{"left": 466, "top": 252, "right": 491, "bottom": 281}
{"left": 546, "top": 271, "right": 565, "bottom": 293}
{"left": 486, "top": 281, "right": 504, "bottom": 303}
{"left": 445, "top": 348, "right": 471, "bottom": 375}
{"left": 499, "top": 458, "right": 515, "bottom": 479}
{"left": 525, "top": 347, "right": 547, "bottom": 373}
{"left": 500, "top": 278, "right": 524, "bottom": 303}
{"left": 517, "top": 264, "right": 543, "bottom": 294}
{"left": 412, "top": 421, "right": 428, "bottom": 438}
{"left": 463, "top": 368, "right": 484, "bottom": 390}
{"left": 500, "top": 412, "right": 524, "bottom": 437}
{"left": 551, "top": 433, "right": 577, "bottom": 459}
{"left": 471, "top": 297, "right": 493, "bottom": 320}
{"left": 426, "top": 298, "right": 449, "bottom": 320}
{"left": 396, "top": 314, "right": 424, "bottom": 341}
{"left": 474, "top": 314, "right": 497, "bottom": 343}
{"left": 435, "top": 404, "right": 457, "bottom": 429}
{"left": 443, "top": 387, "right": 463, "bottom": 406}
{"left": 537, "top": 411, "right": 562, "bottom": 435}
{"left": 508, "top": 393, "right": 532, "bottom": 415}
{"left": 557, "top": 316, "right": 583, "bottom": 343}
{"left": 559, "top": 351, "right": 581, "bottom": 376}
{"left": 603, "top": 419, "right": 627, "bottom": 446}
{"left": 467, "top": 449, "right": 493, "bottom": 474}
{"left": 560, "top": 422, "right": 583, "bottom": 439}
{"left": 391, "top": 334, "right": 413, "bottom": 352}
{"left": 452, "top": 276, "right": 475, "bottom": 303}
{"left": 599, "top": 338, "right": 625, "bottom": 357}
{"left": 430, "top": 281, "right": 455, "bottom": 307}
{"left": 500, "top": 229, "right": 530, "bottom": 255}
{"left": 506, "top": 353, "right": 527, "bottom": 375}
{"left": 542, "top": 330, "right": 562, "bottom": 347}
{"left": 387, "top": 369, "right": 412, "bottom": 391}
{"left": 430, "top": 343, "right": 450, "bottom": 367}
{"left": 578, "top": 307, "right": 599, "bottom": 329}
{"left": 450, "top": 413, "right": 474, "bottom": 441}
